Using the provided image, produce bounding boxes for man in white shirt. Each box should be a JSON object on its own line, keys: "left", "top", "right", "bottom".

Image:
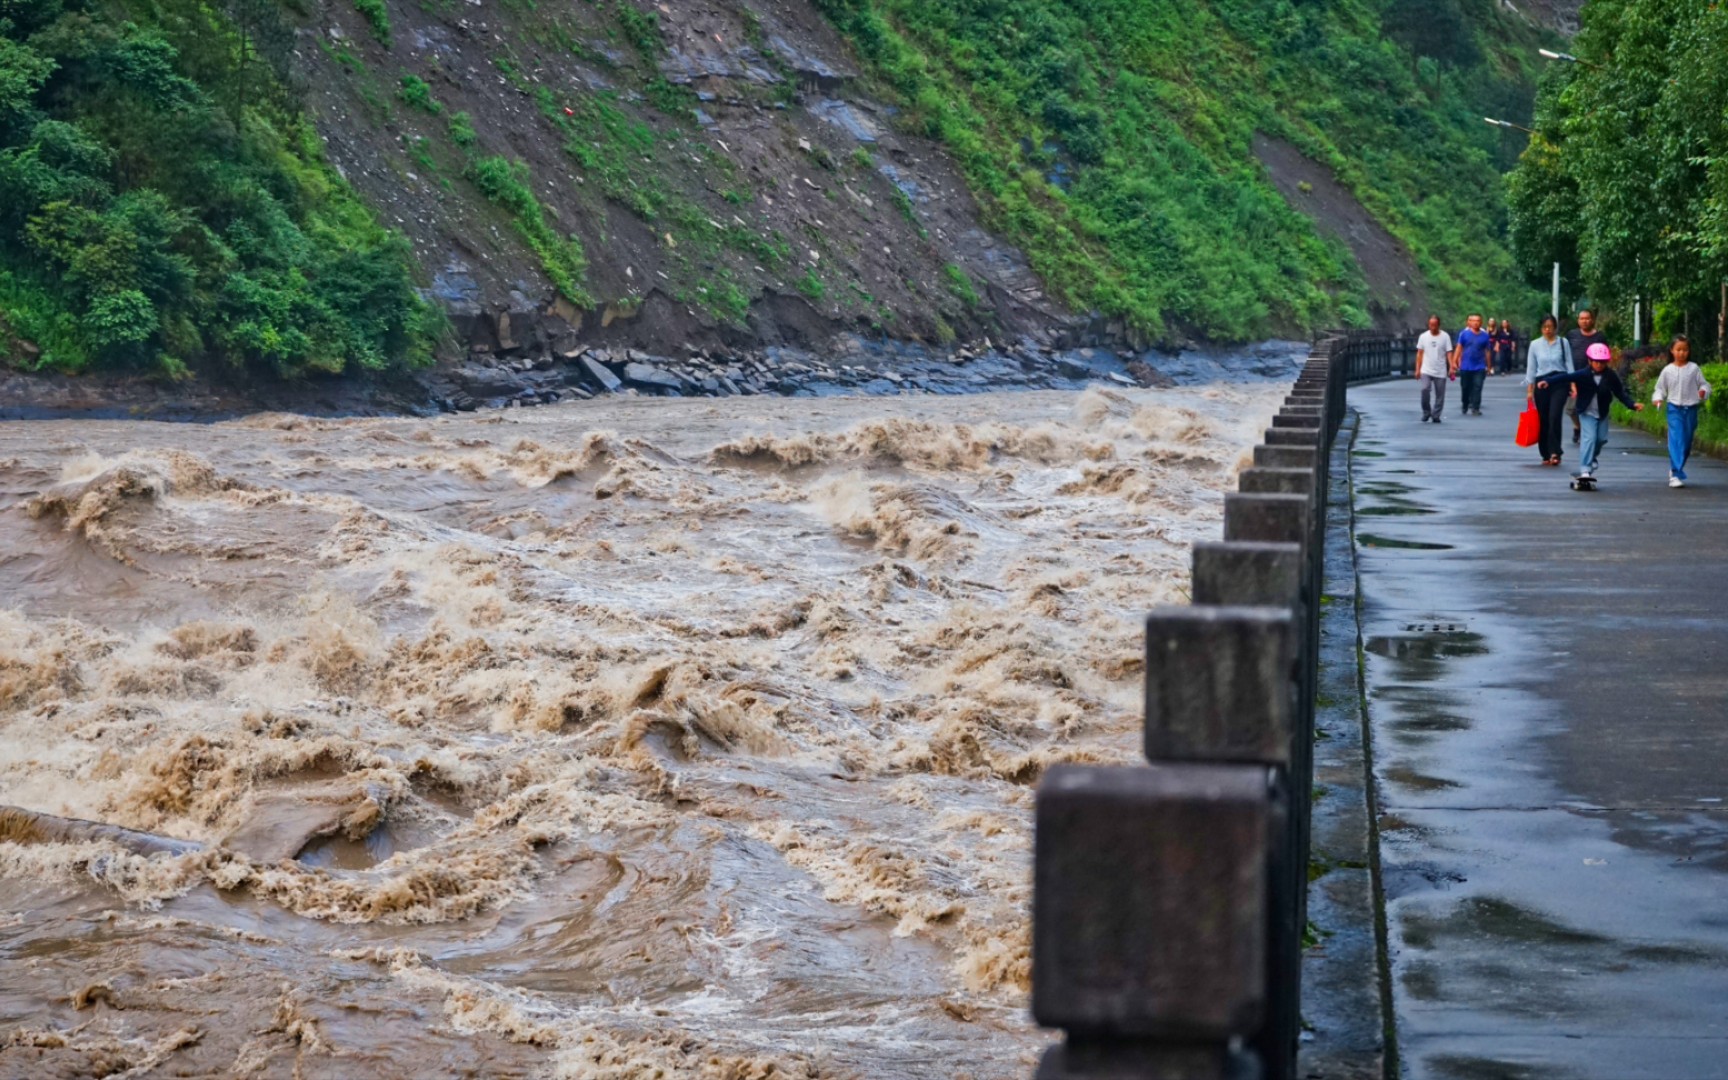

{"left": 1414, "top": 314, "right": 1454, "bottom": 423}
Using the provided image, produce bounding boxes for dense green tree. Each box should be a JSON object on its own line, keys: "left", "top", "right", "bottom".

{"left": 1510, "top": 0, "right": 1728, "bottom": 336}
{"left": 0, "top": 0, "right": 431, "bottom": 376}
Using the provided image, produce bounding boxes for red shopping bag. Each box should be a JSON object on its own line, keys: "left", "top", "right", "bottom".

{"left": 1514, "top": 405, "right": 1540, "bottom": 447}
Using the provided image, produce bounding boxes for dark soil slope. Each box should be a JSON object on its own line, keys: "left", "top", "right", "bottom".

{"left": 301, "top": 0, "right": 1058, "bottom": 357}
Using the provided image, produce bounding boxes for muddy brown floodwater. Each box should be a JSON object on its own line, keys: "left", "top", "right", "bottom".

{"left": 0, "top": 384, "right": 1279, "bottom": 1078}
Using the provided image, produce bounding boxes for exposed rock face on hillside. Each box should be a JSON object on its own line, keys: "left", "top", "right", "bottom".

{"left": 1516, "top": 0, "right": 1585, "bottom": 35}
{"left": 298, "top": 0, "right": 1063, "bottom": 362}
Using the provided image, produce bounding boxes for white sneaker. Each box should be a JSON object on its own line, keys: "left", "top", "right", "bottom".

{"left": 1670, "top": 476, "right": 1685, "bottom": 488}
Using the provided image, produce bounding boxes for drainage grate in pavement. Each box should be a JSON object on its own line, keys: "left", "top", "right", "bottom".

{"left": 1404, "top": 622, "right": 1467, "bottom": 634}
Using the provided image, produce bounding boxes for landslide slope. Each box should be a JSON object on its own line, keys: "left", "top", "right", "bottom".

{"left": 300, "top": 0, "right": 1059, "bottom": 355}
{"left": 1, "top": 0, "right": 1561, "bottom": 379}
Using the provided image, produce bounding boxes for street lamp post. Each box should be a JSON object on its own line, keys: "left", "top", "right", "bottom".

{"left": 1483, "top": 117, "right": 1559, "bottom": 316}
{"left": 1484, "top": 116, "right": 1536, "bottom": 135}
{"left": 1539, "top": 48, "right": 1604, "bottom": 70}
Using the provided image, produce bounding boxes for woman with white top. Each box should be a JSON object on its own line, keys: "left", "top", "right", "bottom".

{"left": 1650, "top": 335, "right": 1712, "bottom": 487}
{"left": 1525, "top": 314, "right": 1573, "bottom": 466}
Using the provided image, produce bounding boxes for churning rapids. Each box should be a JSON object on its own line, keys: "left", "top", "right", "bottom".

{"left": 0, "top": 383, "right": 1282, "bottom": 1078}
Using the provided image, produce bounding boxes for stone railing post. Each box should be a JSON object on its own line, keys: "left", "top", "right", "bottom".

{"left": 1031, "top": 335, "right": 1366, "bottom": 1080}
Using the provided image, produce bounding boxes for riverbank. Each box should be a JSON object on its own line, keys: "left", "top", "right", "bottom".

{"left": 1, "top": 337, "right": 1309, "bottom": 421}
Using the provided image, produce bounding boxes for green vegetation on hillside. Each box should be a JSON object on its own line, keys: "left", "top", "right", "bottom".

{"left": 0, "top": 0, "right": 432, "bottom": 376}
{"left": 1510, "top": 1, "right": 1728, "bottom": 344}
{"left": 815, "top": 0, "right": 1552, "bottom": 339}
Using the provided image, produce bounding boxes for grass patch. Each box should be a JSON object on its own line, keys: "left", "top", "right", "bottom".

{"left": 889, "top": 184, "right": 926, "bottom": 239}
{"left": 465, "top": 156, "right": 591, "bottom": 305}
{"left": 795, "top": 266, "right": 827, "bottom": 302}
{"left": 644, "top": 77, "right": 697, "bottom": 122}
{"left": 944, "top": 263, "right": 980, "bottom": 308}
{"left": 616, "top": 3, "right": 663, "bottom": 58}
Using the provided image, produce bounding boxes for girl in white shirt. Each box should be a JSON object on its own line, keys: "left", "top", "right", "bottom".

{"left": 1650, "top": 335, "right": 1712, "bottom": 487}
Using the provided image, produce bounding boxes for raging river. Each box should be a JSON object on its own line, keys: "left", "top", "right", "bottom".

{"left": 0, "top": 376, "right": 1285, "bottom": 1078}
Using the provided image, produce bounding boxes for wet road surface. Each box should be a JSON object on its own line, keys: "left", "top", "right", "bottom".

{"left": 1350, "top": 375, "right": 1728, "bottom": 1079}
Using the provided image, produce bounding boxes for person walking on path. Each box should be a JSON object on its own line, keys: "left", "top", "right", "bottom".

{"left": 1525, "top": 315, "right": 1573, "bottom": 466}
{"left": 1564, "top": 309, "right": 1607, "bottom": 447}
{"left": 1492, "top": 320, "right": 1517, "bottom": 375}
{"left": 1453, "top": 314, "right": 1492, "bottom": 413}
{"left": 1536, "top": 343, "right": 1643, "bottom": 481}
{"left": 1415, "top": 314, "right": 1454, "bottom": 423}
{"left": 1650, "top": 334, "right": 1712, "bottom": 488}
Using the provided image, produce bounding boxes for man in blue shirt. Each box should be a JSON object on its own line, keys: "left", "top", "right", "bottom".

{"left": 1452, "top": 313, "right": 1492, "bottom": 416}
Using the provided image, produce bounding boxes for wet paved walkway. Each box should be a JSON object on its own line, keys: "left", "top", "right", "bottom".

{"left": 1350, "top": 375, "right": 1728, "bottom": 1080}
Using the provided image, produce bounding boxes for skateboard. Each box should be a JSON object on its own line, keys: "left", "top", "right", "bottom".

{"left": 1570, "top": 474, "right": 1598, "bottom": 491}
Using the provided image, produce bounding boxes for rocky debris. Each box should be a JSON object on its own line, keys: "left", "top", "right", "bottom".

{"left": 1125, "top": 359, "right": 1175, "bottom": 389}
{"left": 623, "top": 361, "right": 686, "bottom": 393}
{"left": 809, "top": 98, "right": 880, "bottom": 143}
{"left": 577, "top": 354, "right": 622, "bottom": 393}
{"left": 765, "top": 34, "right": 854, "bottom": 92}
{"left": 4, "top": 327, "right": 1306, "bottom": 420}
{"left": 415, "top": 336, "right": 1307, "bottom": 414}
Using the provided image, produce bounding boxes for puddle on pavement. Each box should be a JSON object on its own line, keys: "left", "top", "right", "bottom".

{"left": 1357, "top": 533, "right": 1453, "bottom": 550}
{"left": 1389, "top": 713, "right": 1473, "bottom": 734}
{"left": 1359, "top": 482, "right": 1414, "bottom": 496}
{"left": 1378, "top": 814, "right": 1426, "bottom": 834}
{"left": 1366, "top": 632, "right": 1488, "bottom": 661}
{"left": 1404, "top": 896, "right": 1610, "bottom": 949}
{"left": 1385, "top": 765, "right": 1461, "bottom": 792}
{"left": 1424, "top": 1052, "right": 1569, "bottom": 1080}
{"left": 1353, "top": 450, "right": 1388, "bottom": 457}
{"left": 1358, "top": 505, "right": 1437, "bottom": 517}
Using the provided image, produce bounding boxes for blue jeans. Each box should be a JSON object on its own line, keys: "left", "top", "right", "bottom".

{"left": 1459, "top": 368, "right": 1486, "bottom": 412}
{"left": 1578, "top": 413, "right": 1609, "bottom": 473}
{"left": 1667, "top": 404, "right": 1700, "bottom": 479}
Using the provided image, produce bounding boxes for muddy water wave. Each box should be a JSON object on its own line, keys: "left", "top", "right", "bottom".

{"left": 0, "top": 385, "right": 1279, "bottom": 1078}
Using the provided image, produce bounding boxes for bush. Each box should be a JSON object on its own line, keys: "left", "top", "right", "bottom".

{"left": 448, "top": 110, "right": 476, "bottom": 147}
{"left": 399, "top": 74, "right": 441, "bottom": 114}
{"left": 354, "top": 0, "right": 391, "bottom": 46}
